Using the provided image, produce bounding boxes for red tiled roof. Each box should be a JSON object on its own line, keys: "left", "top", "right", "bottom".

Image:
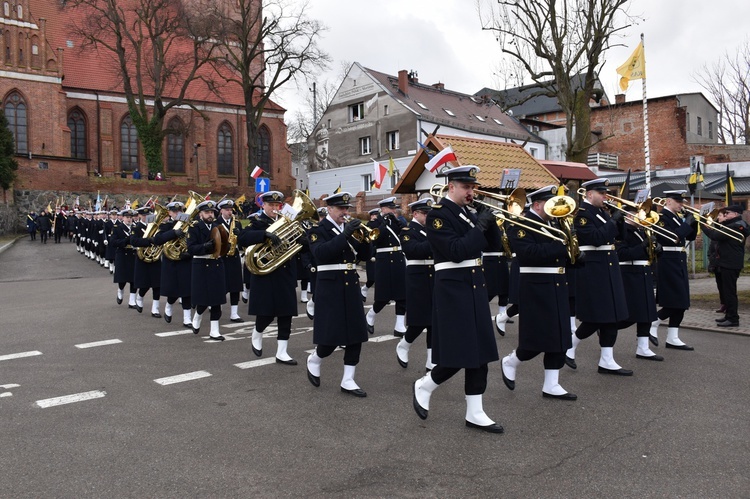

{"left": 28, "top": 0, "right": 284, "bottom": 111}
{"left": 539, "top": 160, "right": 597, "bottom": 181}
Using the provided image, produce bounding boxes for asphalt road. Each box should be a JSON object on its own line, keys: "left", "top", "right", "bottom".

{"left": 1, "top": 237, "right": 749, "bottom": 497}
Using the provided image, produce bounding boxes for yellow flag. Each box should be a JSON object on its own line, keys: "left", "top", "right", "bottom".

{"left": 616, "top": 42, "right": 646, "bottom": 91}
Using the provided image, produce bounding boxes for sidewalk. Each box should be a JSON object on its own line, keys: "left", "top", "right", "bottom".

{"left": 680, "top": 275, "right": 750, "bottom": 337}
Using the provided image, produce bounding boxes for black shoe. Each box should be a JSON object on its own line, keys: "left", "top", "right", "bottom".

{"left": 495, "top": 323, "right": 505, "bottom": 337}
{"left": 128, "top": 304, "right": 136, "bottom": 309}
{"left": 665, "top": 342, "right": 695, "bottom": 350}
{"left": 412, "top": 383, "right": 428, "bottom": 420}
{"left": 307, "top": 368, "right": 320, "bottom": 387}
{"left": 252, "top": 346, "right": 262, "bottom": 357}
{"left": 340, "top": 387, "right": 367, "bottom": 397}
{"left": 164, "top": 314, "right": 172, "bottom": 324}
{"left": 715, "top": 306, "right": 726, "bottom": 313}
{"left": 306, "top": 311, "right": 314, "bottom": 320}
{"left": 636, "top": 353, "right": 664, "bottom": 361}
{"left": 230, "top": 317, "right": 244, "bottom": 323}
{"left": 393, "top": 330, "right": 405, "bottom": 338}
{"left": 151, "top": 313, "right": 162, "bottom": 319}
{"left": 597, "top": 366, "right": 633, "bottom": 376}
{"left": 397, "top": 354, "right": 408, "bottom": 369}
{"left": 465, "top": 421, "right": 504, "bottom": 434}
{"left": 501, "top": 365, "right": 515, "bottom": 391}
{"left": 543, "top": 391, "right": 577, "bottom": 401}
{"left": 649, "top": 334, "right": 659, "bottom": 347}
{"left": 506, "top": 319, "right": 514, "bottom": 324}
{"left": 716, "top": 320, "right": 739, "bottom": 328}
{"left": 715, "top": 317, "right": 728, "bottom": 323}
{"left": 366, "top": 323, "right": 374, "bottom": 335}
{"left": 136, "top": 305, "right": 143, "bottom": 313}
{"left": 241, "top": 295, "right": 248, "bottom": 304}
{"left": 276, "top": 357, "right": 298, "bottom": 366}
{"left": 208, "top": 335, "right": 225, "bottom": 341}
{"left": 565, "top": 356, "right": 577, "bottom": 370}
{"left": 116, "top": 296, "right": 123, "bottom": 305}
{"left": 192, "top": 326, "right": 200, "bottom": 335}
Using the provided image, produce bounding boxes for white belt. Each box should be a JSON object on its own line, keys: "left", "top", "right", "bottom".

{"left": 193, "top": 254, "right": 216, "bottom": 260}
{"left": 519, "top": 266, "right": 565, "bottom": 274}
{"left": 315, "top": 263, "right": 357, "bottom": 272}
{"left": 482, "top": 252, "right": 504, "bottom": 257}
{"left": 376, "top": 246, "right": 402, "bottom": 253}
{"left": 619, "top": 260, "right": 650, "bottom": 266}
{"left": 406, "top": 259, "right": 434, "bottom": 266}
{"left": 435, "top": 258, "right": 482, "bottom": 271}
{"left": 662, "top": 246, "right": 686, "bottom": 252}
{"left": 579, "top": 245, "right": 615, "bottom": 251}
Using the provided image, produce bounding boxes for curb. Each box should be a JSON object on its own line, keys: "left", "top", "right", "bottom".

{"left": 0, "top": 234, "right": 24, "bottom": 255}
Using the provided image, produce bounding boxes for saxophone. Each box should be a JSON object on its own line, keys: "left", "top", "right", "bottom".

{"left": 136, "top": 204, "right": 169, "bottom": 262}
{"left": 163, "top": 191, "right": 205, "bottom": 261}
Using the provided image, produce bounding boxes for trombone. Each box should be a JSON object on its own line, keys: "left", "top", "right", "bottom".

{"left": 653, "top": 199, "right": 745, "bottom": 243}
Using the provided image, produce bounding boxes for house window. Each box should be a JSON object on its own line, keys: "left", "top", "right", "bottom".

{"left": 386, "top": 130, "right": 399, "bottom": 150}
{"left": 3, "top": 3, "right": 9, "bottom": 17}
{"left": 349, "top": 102, "right": 364, "bottom": 122}
{"left": 475, "top": 115, "right": 486, "bottom": 122}
{"left": 327, "top": 119, "right": 331, "bottom": 128}
{"left": 362, "top": 173, "right": 372, "bottom": 192}
{"left": 529, "top": 147, "right": 538, "bottom": 158}
{"left": 697, "top": 116, "right": 702, "bottom": 136}
{"left": 359, "top": 136, "right": 371, "bottom": 155}
{"left": 17, "top": 4, "right": 21, "bottom": 18}
{"left": 166, "top": 118, "right": 184, "bottom": 173}
{"left": 217, "top": 123, "right": 233, "bottom": 176}
{"left": 254, "top": 125, "right": 271, "bottom": 178}
{"left": 415, "top": 101, "right": 428, "bottom": 110}
{"left": 4, "top": 30, "right": 10, "bottom": 60}
{"left": 492, "top": 118, "right": 503, "bottom": 126}
{"left": 67, "top": 109, "right": 86, "bottom": 159}
{"left": 389, "top": 169, "right": 400, "bottom": 189}
{"left": 686, "top": 112, "right": 690, "bottom": 132}
{"left": 384, "top": 105, "right": 389, "bottom": 116}
{"left": 4, "top": 92, "right": 28, "bottom": 154}
{"left": 443, "top": 109, "right": 456, "bottom": 117}
{"left": 708, "top": 121, "right": 713, "bottom": 139}
{"left": 120, "top": 116, "right": 139, "bottom": 171}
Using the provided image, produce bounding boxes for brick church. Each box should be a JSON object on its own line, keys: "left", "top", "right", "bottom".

{"left": 0, "top": 0, "right": 293, "bottom": 210}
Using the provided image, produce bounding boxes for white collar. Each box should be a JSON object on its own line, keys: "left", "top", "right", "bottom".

{"left": 326, "top": 214, "right": 344, "bottom": 231}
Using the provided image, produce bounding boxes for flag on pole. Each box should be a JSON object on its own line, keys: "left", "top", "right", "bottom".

{"left": 618, "top": 169, "right": 631, "bottom": 204}
{"left": 131, "top": 198, "right": 140, "bottom": 209}
{"left": 688, "top": 163, "right": 704, "bottom": 194}
{"left": 46, "top": 202, "right": 52, "bottom": 213}
{"left": 372, "top": 160, "right": 388, "bottom": 189}
{"left": 95, "top": 190, "right": 101, "bottom": 211}
{"left": 725, "top": 165, "right": 735, "bottom": 205}
{"left": 425, "top": 146, "right": 457, "bottom": 173}
{"left": 334, "top": 183, "right": 342, "bottom": 194}
{"left": 251, "top": 166, "right": 264, "bottom": 179}
{"left": 616, "top": 41, "right": 646, "bottom": 91}
{"left": 417, "top": 141, "right": 434, "bottom": 159}
{"left": 75, "top": 195, "right": 80, "bottom": 210}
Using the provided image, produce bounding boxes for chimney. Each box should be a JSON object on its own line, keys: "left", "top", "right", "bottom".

{"left": 432, "top": 82, "right": 445, "bottom": 90}
{"left": 615, "top": 94, "right": 626, "bottom": 105}
{"left": 398, "top": 70, "right": 409, "bottom": 95}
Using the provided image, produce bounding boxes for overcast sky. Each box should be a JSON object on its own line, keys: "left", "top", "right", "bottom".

{"left": 274, "top": 0, "right": 749, "bottom": 126}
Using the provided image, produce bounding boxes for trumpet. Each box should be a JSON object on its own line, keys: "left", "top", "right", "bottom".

{"left": 344, "top": 216, "right": 380, "bottom": 243}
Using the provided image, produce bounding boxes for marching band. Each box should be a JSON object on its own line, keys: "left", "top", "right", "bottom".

{"left": 55, "top": 165, "right": 746, "bottom": 435}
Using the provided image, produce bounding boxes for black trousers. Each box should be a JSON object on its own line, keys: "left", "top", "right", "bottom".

{"left": 373, "top": 299, "right": 406, "bottom": 315}
{"left": 718, "top": 267, "right": 741, "bottom": 322}
{"left": 515, "top": 349, "right": 565, "bottom": 370}
{"left": 195, "top": 305, "right": 221, "bottom": 320}
{"left": 167, "top": 295, "right": 192, "bottom": 310}
{"left": 405, "top": 325, "right": 432, "bottom": 347}
{"left": 429, "top": 364, "right": 488, "bottom": 395}
{"left": 316, "top": 342, "right": 362, "bottom": 366}
{"left": 256, "top": 315, "right": 292, "bottom": 340}
{"left": 657, "top": 307, "right": 685, "bottom": 327}
{"left": 617, "top": 320, "right": 651, "bottom": 338}
{"left": 575, "top": 322, "right": 617, "bottom": 347}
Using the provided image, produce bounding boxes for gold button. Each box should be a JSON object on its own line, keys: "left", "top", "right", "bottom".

{"left": 473, "top": 285, "right": 476, "bottom": 289}
{"left": 556, "top": 283, "right": 559, "bottom": 287}
{"left": 471, "top": 269, "right": 475, "bottom": 273}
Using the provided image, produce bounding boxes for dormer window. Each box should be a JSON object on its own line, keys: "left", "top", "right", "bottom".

{"left": 492, "top": 118, "right": 504, "bottom": 126}
{"left": 475, "top": 115, "right": 485, "bottom": 122}
{"left": 348, "top": 102, "right": 364, "bottom": 122}
{"left": 415, "top": 101, "right": 428, "bottom": 110}
{"left": 443, "top": 109, "right": 455, "bottom": 117}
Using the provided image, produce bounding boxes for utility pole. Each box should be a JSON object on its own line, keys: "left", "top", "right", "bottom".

{"left": 311, "top": 82, "right": 317, "bottom": 125}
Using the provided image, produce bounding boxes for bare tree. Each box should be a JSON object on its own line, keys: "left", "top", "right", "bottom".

{"left": 69, "top": 0, "right": 216, "bottom": 173}
{"left": 207, "top": 0, "right": 329, "bottom": 179}
{"left": 694, "top": 39, "right": 750, "bottom": 145}
{"left": 286, "top": 61, "right": 349, "bottom": 143}
{"left": 478, "top": 0, "right": 636, "bottom": 163}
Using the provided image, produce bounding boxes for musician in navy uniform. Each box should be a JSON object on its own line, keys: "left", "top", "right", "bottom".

{"left": 305, "top": 192, "right": 372, "bottom": 397}
{"left": 237, "top": 191, "right": 298, "bottom": 364}
{"left": 360, "top": 208, "right": 380, "bottom": 301}
{"left": 187, "top": 200, "right": 227, "bottom": 341}
{"left": 703, "top": 205, "right": 748, "bottom": 328}
{"left": 304, "top": 207, "right": 328, "bottom": 321}
{"left": 649, "top": 190, "right": 699, "bottom": 348}
{"left": 104, "top": 210, "right": 117, "bottom": 273}
{"left": 565, "top": 178, "right": 631, "bottom": 375}
{"left": 217, "top": 199, "right": 244, "bottom": 323}
{"left": 131, "top": 206, "right": 163, "bottom": 317}
{"left": 501, "top": 186, "right": 577, "bottom": 400}
{"left": 111, "top": 209, "right": 137, "bottom": 308}
{"left": 153, "top": 201, "right": 193, "bottom": 327}
{"left": 365, "top": 197, "right": 407, "bottom": 336}
{"left": 395, "top": 198, "right": 436, "bottom": 372}
{"left": 412, "top": 166, "right": 503, "bottom": 434}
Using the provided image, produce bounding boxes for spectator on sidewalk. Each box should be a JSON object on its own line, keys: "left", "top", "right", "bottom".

{"left": 132, "top": 169, "right": 142, "bottom": 180}
{"left": 707, "top": 234, "right": 724, "bottom": 314}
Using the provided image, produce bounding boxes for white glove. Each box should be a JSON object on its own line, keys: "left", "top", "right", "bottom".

{"left": 99, "top": 230, "right": 104, "bottom": 234}
{"left": 103, "top": 240, "right": 109, "bottom": 246}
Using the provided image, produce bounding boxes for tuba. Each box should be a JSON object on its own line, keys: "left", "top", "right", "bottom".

{"left": 245, "top": 190, "right": 319, "bottom": 275}
{"left": 136, "top": 204, "right": 170, "bottom": 262}
{"left": 163, "top": 191, "right": 205, "bottom": 261}
{"left": 543, "top": 194, "right": 580, "bottom": 264}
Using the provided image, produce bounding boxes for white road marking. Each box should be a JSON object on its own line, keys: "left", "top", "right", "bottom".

{"left": 234, "top": 358, "right": 278, "bottom": 369}
{"left": 75, "top": 339, "right": 122, "bottom": 349}
{"left": 369, "top": 335, "right": 399, "bottom": 343}
{"left": 154, "top": 371, "right": 212, "bottom": 385}
{"left": 0, "top": 351, "right": 42, "bottom": 362}
{"left": 202, "top": 336, "right": 243, "bottom": 343}
{"left": 0, "top": 392, "right": 11, "bottom": 398}
{"left": 223, "top": 321, "right": 255, "bottom": 329}
{"left": 155, "top": 329, "right": 193, "bottom": 337}
{"left": 1, "top": 384, "right": 20, "bottom": 389}
{"left": 35, "top": 390, "right": 107, "bottom": 408}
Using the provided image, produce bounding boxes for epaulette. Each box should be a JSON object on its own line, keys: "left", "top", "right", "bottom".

{"left": 432, "top": 204, "right": 443, "bottom": 209}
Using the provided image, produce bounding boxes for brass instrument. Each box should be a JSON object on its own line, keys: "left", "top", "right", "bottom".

{"left": 344, "top": 216, "right": 380, "bottom": 243}
{"left": 652, "top": 200, "right": 747, "bottom": 243}
{"left": 245, "top": 190, "right": 320, "bottom": 275}
{"left": 163, "top": 191, "right": 206, "bottom": 261}
{"left": 226, "top": 216, "right": 239, "bottom": 256}
{"left": 210, "top": 224, "right": 230, "bottom": 259}
{"left": 543, "top": 194, "right": 580, "bottom": 264}
{"left": 137, "top": 203, "right": 169, "bottom": 262}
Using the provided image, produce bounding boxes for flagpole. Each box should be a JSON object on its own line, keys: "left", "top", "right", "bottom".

{"left": 641, "top": 33, "right": 651, "bottom": 195}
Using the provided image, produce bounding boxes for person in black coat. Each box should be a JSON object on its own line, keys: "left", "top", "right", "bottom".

{"left": 53, "top": 210, "right": 66, "bottom": 243}
{"left": 565, "top": 178, "right": 631, "bottom": 376}
{"left": 217, "top": 200, "right": 244, "bottom": 323}
{"left": 187, "top": 200, "right": 227, "bottom": 341}
{"left": 153, "top": 201, "right": 194, "bottom": 327}
{"left": 305, "top": 192, "right": 372, "bottom": 397}
{"left": 303, "top": 207, "right": 328, "bottom": 321}
{"left": 104, "top": 210, "right": 118, "bottom": 273}
{"left": 237, "top": 191, "right": 298, "bottom": 364}
{"left": 35, "top": 211, "right": 51, "bottom": 244}
{"left": 649, "top": 190, "right": 699, "bottom": 349}
{"left": 501, "top": 186, "right": 577, "bottom": 400}
{"left": 131, "top": 206, "right": 163, "bottom": 317}
{"left": 26, "top": 212, "right": 37, "bottom": 240}
{"left": 360, "top": 208, "right": 379, "bottom": 301}
{"left": 111, "top": 209, "right": 137, "bottom": 307}
{"left": 365, "top": 197, "right": 407, "bottom": 336}
{"left": 395, "top": 199, "right": 436, "bottom": 371}
{"left": 702, "top": 204, "right": 748, "bottom": 327}
{"left": 412, "top": 166, "right": 502, "bottom": 434}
